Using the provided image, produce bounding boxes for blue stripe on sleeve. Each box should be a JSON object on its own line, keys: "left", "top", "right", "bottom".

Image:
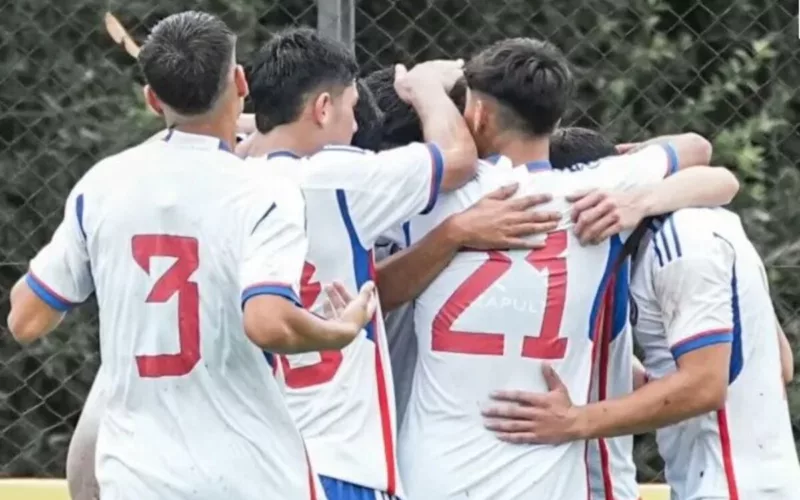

{"left": 421, "top": 143, "right": 444, "bottom": 215}
{"left": 241, "top": 284, "right": 301, "bottom": 309}
{"left": 663, "top": 143, "right": 679, "bottom": 175}
{"left": 25, "top": 273, "right": 75, "bottom": 312}
{"left": 671, "top": 331, "right": 733, "bottom": 360}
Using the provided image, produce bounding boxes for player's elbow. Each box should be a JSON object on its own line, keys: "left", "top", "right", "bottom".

{"left": 690, "top": 369, "right": 728, "bottom": 413}
{"left": 712, "top": 167, "right": 740, "bottom": 204}
{"left": 243, "top": 295, "right": 307, "bottom": 353}
{"left": 8, "top": 308, "right": 46, "bottom": 344}
{"left": 675, "top": 133, "right": 713, "bottom": 168}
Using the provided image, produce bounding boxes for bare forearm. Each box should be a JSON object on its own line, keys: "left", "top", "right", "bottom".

{"left": 636, "top": 167, "right": 739, "bottom": 216}
{"left": 377, "top": 218, "right": 462, "bottom": 311}
{"left": 578, "top": 371, "right": 721, "bottom": 439}
{"left": 244, "top": 297, "right": 356, "bottom": 353}
{"left": 407, "top": 86, "right": 476, "bottom": 190}
{"left": 8, "top": 278, "right": 65, "bottom": 343}
{"left": 641, "top": 133, "right": 712, "bottom": 169}
{"left": 778, "top": 320, "right": 794, "bottom": 384}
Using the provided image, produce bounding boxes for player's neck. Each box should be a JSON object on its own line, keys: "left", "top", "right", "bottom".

{"left": 490, "top": 134, "right": 549, "bottom": 167}
{"left": 171, "top": 119, "right": 236, "bottom": 151}
{"left": 247, "top": 124, "right": 321, "bottom": 159}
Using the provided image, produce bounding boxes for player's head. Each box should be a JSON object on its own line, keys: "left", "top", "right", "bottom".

{"left": 549, "top": 127, "right": 616, "bottom": 169}
{"left": 138, "top": 11, "right": 247, "bottom": 125}
{"left": 249, "top": 27, "right": 359, "bottom": 148}
{"left": 463, "top": 38, "right": 573, "bottom": 156}
{"left": 357, "top": 66, "right": 467, "bottom": 150}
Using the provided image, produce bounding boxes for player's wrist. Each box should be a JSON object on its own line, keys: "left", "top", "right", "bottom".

{"left": 568, "top": 405, "right": 591, "bottom": 440}
{"left": 441, "top": 213, "right": 470, "bottom": 248}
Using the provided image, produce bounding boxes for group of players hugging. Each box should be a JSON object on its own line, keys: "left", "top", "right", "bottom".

{"left": 7, "top": 9, "right": 800, "bottom": 500}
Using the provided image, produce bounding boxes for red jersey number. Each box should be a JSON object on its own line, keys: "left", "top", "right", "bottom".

{"left": 132, "top": 234, "right": 200, "bottom": 378}
{"left": 432, "top": 230, "right": 569, "bottom": 359}
{"left": 279, "top": 261, "right": 344, "bottom": 388}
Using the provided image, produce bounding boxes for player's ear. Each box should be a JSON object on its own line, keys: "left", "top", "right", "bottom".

{"left": 143, "top": 85, "right": 163, "bottom": 117}
{"left": 233, "top": 64, "right": 249, "bottom": 99}
{"left": 312, "top": 92, "right": 332, "bottom": 127}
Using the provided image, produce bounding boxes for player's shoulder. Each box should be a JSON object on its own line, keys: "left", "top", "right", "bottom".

{"left": 648, "top": 208, "right": 734, "bottom": 266}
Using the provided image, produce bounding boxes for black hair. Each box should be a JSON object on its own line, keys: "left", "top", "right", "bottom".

{"left": 350, "top": 79, "right": 384, "bottom": 150}
{"left": 359, "top": 67, "right": 467, "bottom": 149}
{"left": 248, "top": 27, "right": 358, "bottom": 133}
{"left": 138, "top": 11, "right": 235, "bottom": 116}
{"left": 549, "top": 127, "right": 616, "bottom": 170}
{"left": 464, "top": 38, "right": 573, "bottom": 136}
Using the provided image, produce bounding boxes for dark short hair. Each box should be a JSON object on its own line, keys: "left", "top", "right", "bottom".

{"left": 359, "top": 67, "right": 467, "bottom": 148}
{"left": 464, "top": 38, "right": 573, "bottom": 136}
{"left": 248, "top": 27, "right": 358, "bottom": 133}
{"left": 138, "top": 11, "right": 235, "bottom": 116}
{"left": 549, "top": 127, "right": 616, "bottom": 170}
{"left": 350, "top": 79, "right": 384, "bottom": 150}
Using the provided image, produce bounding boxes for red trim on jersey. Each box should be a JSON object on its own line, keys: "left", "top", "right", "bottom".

{"left": 585, "top": 290, "right": 608, "bottom": 500}
{"left": 717, "top": 409, "right": 739, "bottom": 500}
{"left": 305, "top": 447, "right": 317, "bottom": 500}
{"left": 597, "top": 282, "right": 616, "bottom": 500}
{"left": 368, "top": 250, "right": 397, "bottom": 495}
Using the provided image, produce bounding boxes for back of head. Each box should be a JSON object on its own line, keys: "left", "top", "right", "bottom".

{"left": 358, "top": 67, "right": 468, "bottom": 149}
{"left": 249, "top": 27, "right": 358, "bottom": 134}
{"left": 138, "top": 11, "right": 236, "bottom": 116}
{"left": 350, "top": 79, "right": 384, "bottom": 150}
{"left": 464, "top": 38, "right": 572, "bottom": 136}
{"left": 549, "top": 127, "right": 616, "bottom": 169}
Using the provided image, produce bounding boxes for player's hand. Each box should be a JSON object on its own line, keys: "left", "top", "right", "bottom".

{"left": 325, "top": 281, "right": 378, "bottom": 332}
{"left": 568, "top": 189, "right": 645, "bottom": 245}
{"left": 482, "top": 363, "right": 585, "bottom": 445}
{"left": 394, "top": 59, "right": 464, "bottom": 102}
{"left": 448, "top": 183, "right": 561, "bottom": 250}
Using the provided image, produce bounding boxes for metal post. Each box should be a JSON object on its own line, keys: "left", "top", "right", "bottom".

{"left": 317, "top": 0, "right": 355, "bottom": 50}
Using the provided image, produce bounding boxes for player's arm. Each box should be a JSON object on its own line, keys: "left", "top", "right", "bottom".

{"left": 618, "top": 132, "right": 712, "bottom": 171}
{"left": 8, "top": 186, "right": 94, "bottom": 343}
{"left": 239, "top": 186, "right": 373, "bottom": 353}
{"left": 777, "top": 319, "right": 794, "bottom": 384}
{"left": 376, "top": 185, "right": 558, "bottom": 311}
{"left": 394, "top": 60, "right": 478, "bottom": 191}
{"left": 570, "top": 166, "right": 739, "bottom": 243}
{"left": 573, "top": 233, "right": 735, "bottom": 438}
{"left": 632, "top": 355, "right": 648, "bottom": 390}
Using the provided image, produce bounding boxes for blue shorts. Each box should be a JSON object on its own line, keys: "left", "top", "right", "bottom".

{"left": 319, "top": 475, "right": 399, "bottom": 500}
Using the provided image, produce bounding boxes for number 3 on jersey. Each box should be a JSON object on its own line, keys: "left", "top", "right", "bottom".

{"left": 432, "top": 230, "right": 568, "bottom": 359}
{"left": 131, "top": 235, "right": 200, "bottom": 378}
{"left": 278, "top": 261, "right": 344, "bottom": 389}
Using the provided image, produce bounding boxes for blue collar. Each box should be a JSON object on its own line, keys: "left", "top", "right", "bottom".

{"left": 266, "top": 150, "right": 301, "bottom": 160}
{"left": 525, "top": 160, "right": 552, "bottom": 172}
{"left": 164, "top": 128, "right": 232, "bottom": 153}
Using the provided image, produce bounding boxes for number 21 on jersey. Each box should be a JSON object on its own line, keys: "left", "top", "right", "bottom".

{"left": 433, "top": 230, "right": 568, "bottom": 359}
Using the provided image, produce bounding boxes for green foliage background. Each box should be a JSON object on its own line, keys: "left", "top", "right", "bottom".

{"left": 0, "top": 0, "right": 798, "bottom": 482}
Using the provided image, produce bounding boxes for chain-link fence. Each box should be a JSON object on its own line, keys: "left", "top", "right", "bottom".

{"left": 1, "top": 0, "right": 798, "bottom": 482}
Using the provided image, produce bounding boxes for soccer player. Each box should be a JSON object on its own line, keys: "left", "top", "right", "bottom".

{"left": 240, "top": 28, "right": 560, "bottom": 500}
{"left": 372, "top": 38, "right": 737, "bottom": 499}
{"left": 7, "top": 12, "right": 376, "bottom": 500}
{"left": 484, "top": 128, "right": 800, "bottom": 500}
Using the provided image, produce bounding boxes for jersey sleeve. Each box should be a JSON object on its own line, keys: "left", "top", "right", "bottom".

{"left": 239, "top": 183, "right": 308, "bottom": 308}
{"left": 651, "top": 217, "right": 735, "bottom": 360}
{"left": 312, "top": 143, "right": 443, "bottom": 247}
{"left": 574, "top": 144, "right": 679, "bottom": 192}
{"left": 26, "top": 184, "right": 94, "bottom": 311}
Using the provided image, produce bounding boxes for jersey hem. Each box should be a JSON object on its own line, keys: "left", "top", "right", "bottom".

{"left": 420, "top": 143, "right": 444, "bottom": 215}
{"left": 670, "top": 328, "right": 733, "bottom": 359}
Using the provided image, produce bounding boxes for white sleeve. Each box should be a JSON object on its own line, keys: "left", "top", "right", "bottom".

{"left": 239, "top": 184, "right": 308, "bottom": 308}
{"left": 651, "top": 218, "right": 735, "bottom": 360}
{"left": 572, "top": 144, "right": 679, "bottom": 192}
{"left": 311, "top": 143, "right": 443, "bottom": 246}
{"left": 27, "top": 184, "right": 94, "bottom": 311}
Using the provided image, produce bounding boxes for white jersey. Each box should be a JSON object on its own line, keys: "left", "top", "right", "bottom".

{"left": 246, "top": 142, "right": 444, "bottom": 496}
{"left": 630, "top": 207, "right": 800, "bottom": 500}
{"left": 398, "top": 145, "right": 678, "bottom": 500}
{"left": 26, "top": 130, "right": 317, "bottom": 500}
{"left": 587, "top": 260, "right": 639, "bottom": 500}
